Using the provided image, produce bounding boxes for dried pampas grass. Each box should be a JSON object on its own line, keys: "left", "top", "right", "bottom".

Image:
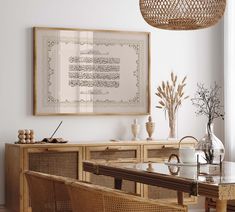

{"left": 156, "top": 72, "right": 188, "bottom": 138}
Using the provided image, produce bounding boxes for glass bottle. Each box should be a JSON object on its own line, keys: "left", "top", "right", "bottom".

{"left": 196, "top": 123, "right": 225, "bottom": 164}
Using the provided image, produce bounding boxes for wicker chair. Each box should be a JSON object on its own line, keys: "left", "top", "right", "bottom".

{"left": 66, "top": 181, "right": 188, "bottom": 212}
{"left": 25, "top": 171, "right": 73, "bottom": 212}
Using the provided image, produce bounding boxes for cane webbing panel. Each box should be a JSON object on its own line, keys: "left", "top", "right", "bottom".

{"left": 148, "top": 149, "right": 178, "bottom": 159}
{"left": 148, "top": 186, "right": 177, "bottom": 199}
{"left": 69, "top": 184, "right": 104, "bottom": 212}
{"left": 104, "top": 195, "right": 182, "bottom": 212}
{"left": 140, "top": 0, "right": 226, "bottom": 30}
{"left": 90, "top": 174, "right": 136, "bottom": 193}
{"left": 29, "top": 152, "right": 78, "bottom": 179}
{"left": 67, "top": 181, "right": 188, "bottom": 212}
{"left": 90, "top": 150, "right": 137, "bottom": 160}
{"left": 148, "top": 186, "right": 190, "bottom": 200}
{"left": 25, "top": 171, "right": 72, "bottom": 212}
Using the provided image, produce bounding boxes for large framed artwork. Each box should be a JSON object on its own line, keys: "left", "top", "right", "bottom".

{"left": 33, "top": 27, "right": 150, "bottom": 115}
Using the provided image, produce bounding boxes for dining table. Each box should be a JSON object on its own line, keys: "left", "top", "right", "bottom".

{"left": 83, "top": 160, "right": 235, "bottom": 212}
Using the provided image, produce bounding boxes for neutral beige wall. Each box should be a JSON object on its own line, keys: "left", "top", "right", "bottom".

{"left": 0, "top": 0, "right": 224, "bottom": 208}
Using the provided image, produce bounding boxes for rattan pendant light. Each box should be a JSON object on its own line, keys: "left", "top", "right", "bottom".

{"left": 140, "top": 0, "right": 226, "bottom": 30}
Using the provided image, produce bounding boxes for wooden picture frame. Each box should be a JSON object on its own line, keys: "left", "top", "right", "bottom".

{"left": 33, "top": 27, "right": 151, "bottom": 115}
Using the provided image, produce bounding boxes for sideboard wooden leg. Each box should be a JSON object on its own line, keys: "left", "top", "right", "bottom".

{"left": 216, "top": 200, "right": 227, "bottom": 212}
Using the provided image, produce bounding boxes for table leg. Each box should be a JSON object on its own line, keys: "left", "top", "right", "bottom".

{"left": 177, "top": 191, "right": 184, "bottom": 205}
{"left": 216, "top": 200, "right": 227, "bottom": 212}
{"left": 114, "top": 178, "right": 122, "bottom": 190}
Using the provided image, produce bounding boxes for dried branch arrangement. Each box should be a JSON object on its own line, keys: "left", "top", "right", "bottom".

{"left": 191, "top": 83, "right": 224, "bottom": 163}
{"left": 156, "top": 72, "right": 189, "bottom": 138}
{"left": 191, "top": 83, "right": 224, "bottom": 126}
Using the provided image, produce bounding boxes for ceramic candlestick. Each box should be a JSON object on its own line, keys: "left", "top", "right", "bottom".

{"left": 131, "top": 119, "right": 140, "bottom": 141}
{"left": 146, "top": 116, "right": 155, "bottom": 140}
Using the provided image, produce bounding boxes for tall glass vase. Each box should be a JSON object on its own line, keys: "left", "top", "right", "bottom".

{"left": 196, "top": 123, "right": 225, "bottom": 164}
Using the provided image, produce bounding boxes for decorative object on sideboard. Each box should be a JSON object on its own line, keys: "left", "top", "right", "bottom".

{"left": 131, "top": 119, "right": 140, "bottom": 141}
{"left": 139, "top": 0, "right": 226, "bottom": 30}
{"left": 17, "top": 129, "right": 35, "bottom": 144}
{"left": 191, "top": 83, "right": 225, "bottom": 164}
{"left": 156, "top": 72, "right": 189, "bottom": 139}
{"left": 42, "top": 137, "right": 67, "bottom": 143}
{"left": 146, "top": 161, "right": 154, "bottom": 172}
{"left": 145, "top": 116, "right": 155, "bottom": 140}
{"left": 33, "top": 27, "right": 150, "bottom": 115}
{"left": 42, "top": 121, "right": 67, "bottom": 143}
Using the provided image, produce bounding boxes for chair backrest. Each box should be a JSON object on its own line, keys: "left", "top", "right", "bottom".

{"left": 66, "top": 181, "right": 188, "bottom": 212}
{"left": 25, "top": 171, "right": 73, "bottom": 212}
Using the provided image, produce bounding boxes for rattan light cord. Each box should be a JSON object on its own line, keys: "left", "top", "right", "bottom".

{"left": 140, "top": 0, "right": 226, "bottom": 30}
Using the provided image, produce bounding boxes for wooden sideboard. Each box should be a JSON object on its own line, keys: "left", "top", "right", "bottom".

{"left": 5, "top": 140, "right": 196, "bottom": 212}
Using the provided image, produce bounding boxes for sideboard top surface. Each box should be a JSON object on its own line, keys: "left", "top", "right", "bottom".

{"left": 5, "top": 139, "right": 196, "bottom": 148}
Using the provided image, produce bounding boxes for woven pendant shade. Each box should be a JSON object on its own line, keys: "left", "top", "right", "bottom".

{"left": 140, "top": 0, "right": 226, "bottom": 30}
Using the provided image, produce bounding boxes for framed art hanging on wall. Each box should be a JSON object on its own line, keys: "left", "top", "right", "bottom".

{"left": 33, "top": 27, "right": 150, "bottom": 115}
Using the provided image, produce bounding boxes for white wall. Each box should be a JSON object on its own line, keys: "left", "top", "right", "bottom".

{"left": 224, "top": 0, "right": 235, "bottom": 161}
{"left": 0, "top": 0, "right": 224, "bottom": 207}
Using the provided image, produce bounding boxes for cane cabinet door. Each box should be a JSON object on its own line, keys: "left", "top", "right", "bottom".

{"left": 84, "top": 145, "right": 141, "bottom": 195}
